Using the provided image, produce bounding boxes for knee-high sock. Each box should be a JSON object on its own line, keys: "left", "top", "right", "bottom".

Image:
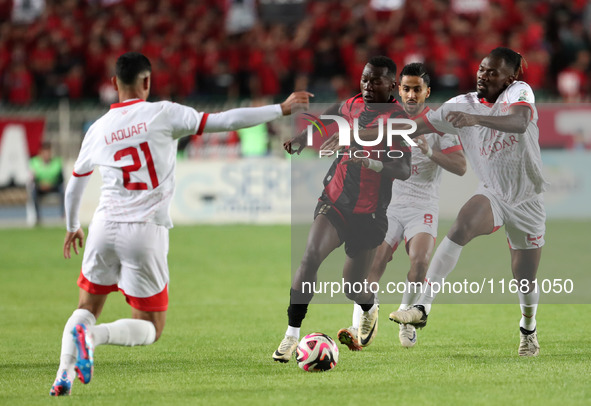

{"left": 58, "top": 309, "right": 96, "bottom": 379}
{"left": 518, "top": 289, "right": 539, "bottom": 331}
{"left": 92, "top": 319, "right": 156, "bottom": 347}
{"left": 421, "top": 237, "right": 463, "bottom": 313}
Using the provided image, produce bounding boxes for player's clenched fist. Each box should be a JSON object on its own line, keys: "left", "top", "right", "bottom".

{"left": 280, "top": 91, "right": 314, "bottom": 115}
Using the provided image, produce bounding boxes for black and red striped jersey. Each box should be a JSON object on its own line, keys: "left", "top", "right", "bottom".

{"left": 321, "top": 94, "right": 411, "bottom": 216}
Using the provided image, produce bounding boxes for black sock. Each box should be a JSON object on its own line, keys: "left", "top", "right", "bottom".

{"left": 359, "top": 294, "right": 375, "bottom": 312}
{"left": 287, "top": 288, "right": 314, "bottom": 327}
{"left": 520, "top": 326, "right": 536, "bottom": 335}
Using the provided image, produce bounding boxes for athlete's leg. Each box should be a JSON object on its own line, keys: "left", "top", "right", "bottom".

{"left": 291, "top": 214, "right": 342, "bottom": 291}
{"left": 423, "top": 195, "right": 495, "bottom": 308}
{"left": 511, "top": 247, "right": 542, "bottom": 356}
{"left": 51, "top": 289, "right": 107, "bottom": 395}
{"left": 401, "top": 233, "right": 435, "bottom": 307}
{"left": 274, "top": 214, "right": 341, "bottom": 362}
{"left": 390, "top": 195, "right": 496, "bottom": 326}
{"left": 342, "top": 248, "right": 378, "bottom": 306}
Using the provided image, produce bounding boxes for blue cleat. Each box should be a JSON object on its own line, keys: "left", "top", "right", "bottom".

{"left": 49, "top": 370, "right": 72, "bottom": 396}
{"left": 72, "top": 324, "right": 94, "bottom": 384}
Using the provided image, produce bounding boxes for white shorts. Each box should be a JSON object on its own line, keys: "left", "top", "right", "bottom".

{"left": 476, "top": 185, "right": 546, "bottom": 250}
{"left": 384, "top": 204, "right": 438, "bottom": 251}
{"left": 78, "top": 220, "right": 169, "bottom": 311}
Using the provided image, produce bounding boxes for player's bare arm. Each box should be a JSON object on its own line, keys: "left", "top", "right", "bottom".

{"left": 342, "top": 147, "right": 411, "bottom": 180}
{"left": 63, "top": 228, "right": 84, "bottom": 259}
{"left": 416, "top": 135, "right": 466, "bottom": 176}
{"left": 446, "top": 105, "right": 531, "bottom": 133}
{"left": 284, "top": 102, "right": 341, "bottom": 155}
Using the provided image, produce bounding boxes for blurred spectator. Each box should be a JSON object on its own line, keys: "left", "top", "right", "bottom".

{"left": 4, "top": 60, "right": 34, "bottom": 105}
{"left": 557, "top": 50, "right": 591, "bottom": 102}
{"left": 28, "top": 141, "right": 64, "bottom": 225}
{"left": 12, "top": 0, "right": 45, "bottom": 24}
{"left": 0, "top": 0, "right": 589, "bottom": 104}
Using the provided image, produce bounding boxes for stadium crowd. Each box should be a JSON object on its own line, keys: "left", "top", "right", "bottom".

{"left": 0, "top": 0, "right": 589, "bottom": 105}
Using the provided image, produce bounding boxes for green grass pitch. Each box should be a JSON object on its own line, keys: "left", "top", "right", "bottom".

{"left": 0, "top": 221, "right": 590, "bottom": 405}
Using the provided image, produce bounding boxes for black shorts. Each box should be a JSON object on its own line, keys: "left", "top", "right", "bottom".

{"left": 314, "top": 200, "right": 387, "bottom": 258}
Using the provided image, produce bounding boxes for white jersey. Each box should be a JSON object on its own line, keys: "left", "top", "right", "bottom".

{"left": 390, "top": 121, "right": 461, "bottom": 207}
{"left": 73, "top": 99, "right": 207, "bottom": 228}
{"left": 425, "top": 81, "right": 548, "bottom": 205}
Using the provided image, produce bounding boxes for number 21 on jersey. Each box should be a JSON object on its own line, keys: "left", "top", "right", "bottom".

{"left": 114, "top": 141, "right": 159, "bottom": 190}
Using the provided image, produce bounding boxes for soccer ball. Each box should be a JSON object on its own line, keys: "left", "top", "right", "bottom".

{"left": 296, "top": 333, "right": 339, "bottom": 372}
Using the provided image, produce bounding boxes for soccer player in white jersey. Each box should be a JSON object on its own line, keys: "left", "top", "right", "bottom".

{"left": 389, "top": 47, "right": 548, "bottom": 356}
{"left": 336, "top": 63, "right": 466, "bottom": 351}
{"left": 49, "top": 52, "right": 312, "bottom": 396}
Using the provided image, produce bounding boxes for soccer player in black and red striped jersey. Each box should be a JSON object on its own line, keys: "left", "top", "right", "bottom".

{"left": 273, "top": 56, "right": 411, "bottom": 363}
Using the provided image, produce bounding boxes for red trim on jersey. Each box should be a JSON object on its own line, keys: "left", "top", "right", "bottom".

{"left": 120, "top": 285, "right": 169, "bottom": 312}
{"left": 72, "top": 170, "right": 93, "bottom": 177}
{"left": 110, "top": 99, "right": 144, "bottom": 109}
{"left": 78, "top": 272, "right": 118, "bottom": 295}
{"left": 492, "top": 225, "right": 501, "bottom": 233}
{"left": 509, "top": 101, "right": 534, "bottom": 120}
{"left": 421, "top": 115, "right": 440, "bottom": 135}
{"left": 479, "top": 98, "right": 494, "bottom": 107}
{"left": 196, "top": 113, "right": 209, "bottom": 135}
{"left": 441, "top": 144, "right": 463, "bottom": 154}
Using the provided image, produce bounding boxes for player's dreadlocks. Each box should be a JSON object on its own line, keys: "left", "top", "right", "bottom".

{"left": 368, "top": 55, "right": 397, "bottom": 81}
{"left": 489, "top": 47, "right": 527, "bottom": 78}
{"left": 400, "top": 63, "right": 431, "bottom": 86}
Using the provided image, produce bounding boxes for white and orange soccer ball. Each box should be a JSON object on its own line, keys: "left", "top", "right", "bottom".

{"left": 296, "top": 333, "right": 339, "bottom": 372}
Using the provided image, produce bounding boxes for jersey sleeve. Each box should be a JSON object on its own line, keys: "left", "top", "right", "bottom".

{"left": 506, "top": 81, "right": 535, "bottom": 119}
{"left": 424, "top": 98, "right": 461, "bottom": 136}
{"left": 72, "top": 127, "right": 96, "bottom": 177}
{"left": 163, "top": 101, "right": 208, "bottom": 139}
{"left": 439, "top": 133, "right": 462, "bottom": 154}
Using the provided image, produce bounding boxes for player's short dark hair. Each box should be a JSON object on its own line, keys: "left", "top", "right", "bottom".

{"left": 400, "top": 63, "right": 431, "bottom": 87}
{"left": 115, "top": 52, "right": 152, "bottom": 85}
{"left": 489, "top": 47, "right": 524, "bottom": 76}
{"left": 368, "top": 56, "right": 397, "bottom": 80}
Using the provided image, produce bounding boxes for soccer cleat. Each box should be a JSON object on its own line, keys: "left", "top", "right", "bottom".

{"left": 518, "top": 327, "right": 540, "bottom": 357}
{"left": 389, "top": 305, "right": 428, "bottom": 329}
{"left": 358, "top": 305, "right": 379, "bottom": 347}
{"left": 72, "top": 324, "right": 94, "bottom": 384}
{"left": 49, "top": 370, "right": 72, "bottom": 396}
{"left": 337, "top": 327, "right": 362, "bottom": 351}
{"left": 399, "top": 324, "right": 417, "bottom": 348}
{"left": 272, "top": 335, "right": 298, "bottom": 363}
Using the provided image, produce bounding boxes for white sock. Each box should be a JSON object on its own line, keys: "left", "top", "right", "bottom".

{"left": 352, "top": 303, "right": 362, "bottom": 329}
{"left": 399, "top": 278, "right": 423, "bottom": 310}
{"left": 91, "top": 319, "right": 156, "bottom": 346}
{"left": 518, "top": 289, "right": 539, "bottom": 331}
{"left": 286, "top": 326, "right": 300, "bottom": 339}
{"left": 421, "top": 237, "right": 463, "bottom": 312}
{"left": 57, "top": 309, "right": 96, "bottom": 379}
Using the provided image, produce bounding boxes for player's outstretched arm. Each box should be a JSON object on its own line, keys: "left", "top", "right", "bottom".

{"left": 446, "top": 105, "right": 531, "bottom": 133}
{"left": 203, "top": 91, "right": 314, "bottom": 134}
{"left": 416, "top": 135, "right": 466, "bottom": 176}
